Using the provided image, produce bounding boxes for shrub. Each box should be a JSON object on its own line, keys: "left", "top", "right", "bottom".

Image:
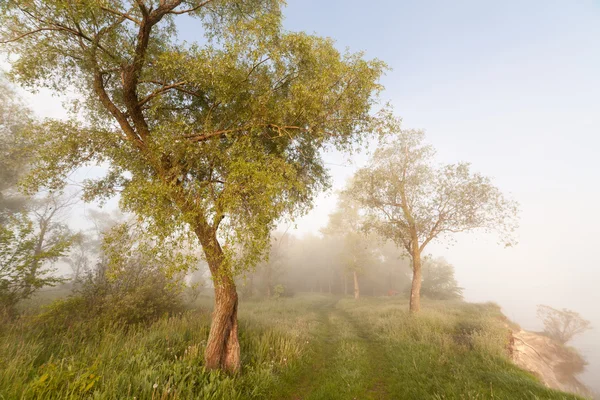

{"left": 36, "top": 223, "right": 190, "bottom": 329}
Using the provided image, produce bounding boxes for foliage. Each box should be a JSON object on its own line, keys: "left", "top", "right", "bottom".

{"left": 537, "top": 305, "right": 592, "bottom": 345}
{"left": 322, "top": 195, "right": 376, "bottom": 276}
{"left": 0, "top": 205, "right": 71, "bottom": 317}
{"left": 0, "top": 74, "right": 32, "bottom": 222}
{"left": 0, "top": 0, "right": 386, "bottom": 279}
{"left": 39, "top": 221, "right": 193, "bottom": 328}
{"left": 348, "top": 128, "right": 519, "bottom": 254}
{"left": 419, "top": 256, "right": 464, "bottom": 300}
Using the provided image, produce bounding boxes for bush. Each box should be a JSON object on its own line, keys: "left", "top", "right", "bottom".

{"left": 36, "top": 222, "right": 189, "bottom": 329}
{"left": 272, "top": 284, "right": 294, "bottom": 299}
{"left": 37, "top": 268, "right": 184, "bottom": 331}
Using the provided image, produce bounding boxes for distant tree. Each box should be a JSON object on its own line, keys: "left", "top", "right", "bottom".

{"left": 0, "top": 79, "right": 74, "bottom": 316}
{"left": 260, "top": 233, "right": 290, "bottom": 298}
{"left": 64, "top": 233, "right": 93, "bottom": 285}
{"left": 323, "top": 196, "right": 376, "bottom": 299}
{"left": 347, "top": 128, "right": 518, "bottom": 312}
{"left": 1, "top": 0, "right": 385, "bottom": 372}
{"left": 537, "top": 305, "right": 592, "bottom": 344}
{"left": 0, "top": 194, "right": 74, "bottom": 316}
{"left": 0, "top": 75, "right": 32, "bottom": 222}
{"left": 419, "top": 257, "right": 463, "bottom": 301}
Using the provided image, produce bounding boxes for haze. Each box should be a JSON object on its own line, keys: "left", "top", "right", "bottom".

{"left": 6, "top": 0, "right": 599, "bottom": 394}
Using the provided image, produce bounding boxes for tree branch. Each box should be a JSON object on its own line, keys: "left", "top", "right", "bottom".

{"left": 167, "top": 0, "right": 218, "bottom": 15}
{"left": 100, "top": 6, "right": 142, "bottom": 25}
{"left": 138, "top": 81, "right": 187, "bottom": 107}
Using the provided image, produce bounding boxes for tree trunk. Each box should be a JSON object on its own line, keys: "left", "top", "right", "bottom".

{"left": 344, "top": 273, "right": 348, "bottom": 296}
{"left": 353, "top": 270, "right": 360, "bottom": 299}
{"left": 195, "top": 226, "right": 241, "bottom": 373}
{"left": 204, "top": 274, "right": 240, "bottom": 373}
{"left": 409, "top": 251, "right": 422, "bottom": 313}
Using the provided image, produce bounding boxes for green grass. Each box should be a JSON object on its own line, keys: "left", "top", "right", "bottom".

{"left": 0, "top": 294, "right": 586, "bottom": 399}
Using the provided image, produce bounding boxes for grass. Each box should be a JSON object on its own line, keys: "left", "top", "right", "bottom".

{"left": 0, "top": 294, "right": 586, "bottom": 399}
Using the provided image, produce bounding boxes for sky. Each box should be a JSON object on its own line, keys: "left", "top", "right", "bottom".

{"left": 6, "top": 0, "right": 600, "bottom": 393}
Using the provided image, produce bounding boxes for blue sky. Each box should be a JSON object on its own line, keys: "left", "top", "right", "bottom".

{"left": 280, "top": 0, "right": 600, "bottom": 388}
{"left": 7, "top": 0, "right": 600, "bottom": 391}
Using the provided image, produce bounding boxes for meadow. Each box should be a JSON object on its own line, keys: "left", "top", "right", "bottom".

{"left": 0, "top": 294, "right": 584, "bottom": 399}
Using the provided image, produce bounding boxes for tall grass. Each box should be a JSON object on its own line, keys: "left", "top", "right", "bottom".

{"left": 0, "top": 295, "right": 324, "bottom": 399}
{"left": 0, "top": 294, "right": 585, "bottom": 399}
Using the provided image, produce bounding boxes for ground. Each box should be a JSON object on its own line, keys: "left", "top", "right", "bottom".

{"left": 0, "top": 294, "right": 587, "bottom": 399}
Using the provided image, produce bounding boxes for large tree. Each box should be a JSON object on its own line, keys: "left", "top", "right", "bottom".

{"left": 347, "top": 128, "right": 518, "bottom": 312}
{"left": 0, "top": 0, "right": 385, "bottom": 371}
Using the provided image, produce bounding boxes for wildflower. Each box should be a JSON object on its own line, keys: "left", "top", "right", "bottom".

{"left": 153, "top": 383, "right": 158, "bottom": 389}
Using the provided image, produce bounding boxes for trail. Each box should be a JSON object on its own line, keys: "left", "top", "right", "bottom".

{"left": 269, "top": 298, "right": 397, "bottom": 400}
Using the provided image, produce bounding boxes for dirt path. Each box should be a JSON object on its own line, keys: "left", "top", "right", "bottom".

{"left": 270, "top": 298, "right": 397, "bottom": 400}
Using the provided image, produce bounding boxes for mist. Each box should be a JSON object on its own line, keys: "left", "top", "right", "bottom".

{"left": 2, "top": 0, "right": 598, "bottom": 398}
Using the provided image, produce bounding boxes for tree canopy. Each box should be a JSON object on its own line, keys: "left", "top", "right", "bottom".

{"left": 1, "top": 0, "right": 385, "bottom": 272}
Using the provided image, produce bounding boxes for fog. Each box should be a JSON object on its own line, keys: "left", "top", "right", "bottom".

{"left": 4, "top": 0, "right": 598, "bottom": 394}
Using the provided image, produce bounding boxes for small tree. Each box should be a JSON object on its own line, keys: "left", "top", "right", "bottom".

{"left": 0, "top": 75, "right": 32, "bottom": 222}
{"left": 537, "top": 305, "right": 592, "bottom": 344}
{"left": 347, "top": 128, "right": 518, "bottom": 312}
{"left": 322, "top": 196, "right": 376, "bottom": 299}
{"left": 0, "top": 194, "right": 74, "bottom": 316}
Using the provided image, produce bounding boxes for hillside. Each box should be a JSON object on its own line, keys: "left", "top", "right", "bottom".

{"left": 0, "top": 294, "right": 589, "bottom": 399}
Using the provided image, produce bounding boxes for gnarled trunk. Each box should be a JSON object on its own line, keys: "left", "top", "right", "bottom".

{"left": 194, "top": 225, "right": 241, "bottom": 373}
{"left": 409, "top": 251, "right": 422, "bottom": 313}
{"left": 204, "top": 274, "right": 240, "bottom": 373}
{"left": 353, "top": 270, "right": 360, "bottom": 299}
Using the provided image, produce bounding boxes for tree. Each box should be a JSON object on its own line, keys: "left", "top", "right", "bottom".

{"left": 0, "top": 0, "right": 385, "bottom": 371}
{"left": 0, "top": 194, "right": 74, "bottom": 316}
{"left": 346, "top": 128, "right": 518, "bottom": 312}
{"left": 260, "top": 232, "right": 289, "bottom": 298}
{"left": 0, "top": 75, "right": 32, "bottom": 223}
{"left": 323, "top": 196, "right": 376, "bottom": 299}
{"left": 537, "top": 305, "right": 592, "bottom": 345}
{"left": 419, "top": 256, "right": 463, "bottom": 301}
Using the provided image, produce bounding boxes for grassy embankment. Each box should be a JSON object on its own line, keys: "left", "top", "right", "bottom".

{"left": 0, "top": 294, "right": 585, "bottom": 399}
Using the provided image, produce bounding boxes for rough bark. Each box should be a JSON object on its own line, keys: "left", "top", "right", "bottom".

{"left": 409, "top": 251, "right": 422, "bottom": 313}
{"left": 353, "top": 270, "right": 360, "bottom": 300}
{"left": 195, "top": 227, "right": 241, "bottom": 373}
{"left": 204, "top": 274, "right": 240, "bottom": 373}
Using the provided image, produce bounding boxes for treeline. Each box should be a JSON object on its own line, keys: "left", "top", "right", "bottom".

{"left": 237, "top": 233, "right": 464, "bottom": 301}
